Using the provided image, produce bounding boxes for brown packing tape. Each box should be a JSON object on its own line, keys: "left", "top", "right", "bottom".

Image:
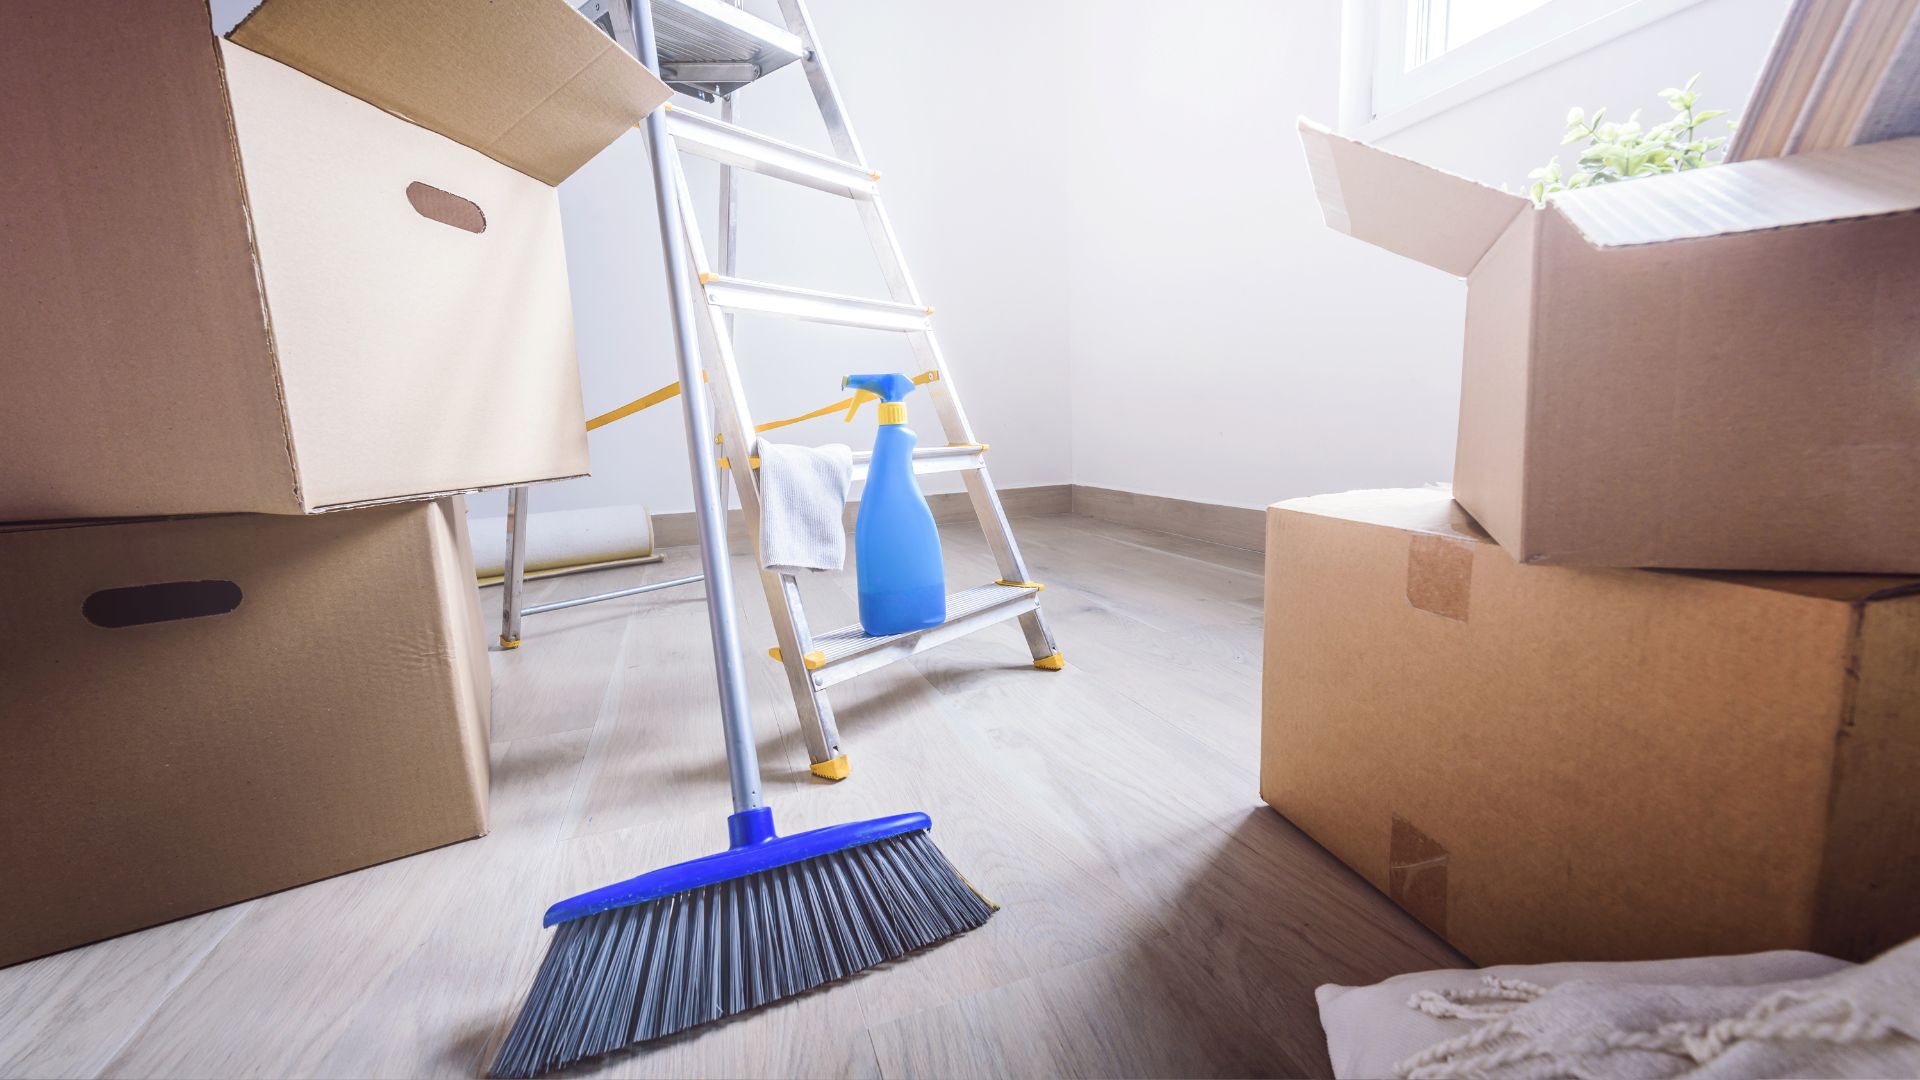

{"left": 1389, "top": 814, "right": 1450, "bottom": 938}
{"left": 1405, "top": 533, "right": 1473, "bottom": 622}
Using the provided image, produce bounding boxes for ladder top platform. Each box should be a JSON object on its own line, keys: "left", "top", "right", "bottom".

{"left": 654, "top": 0, "right": 806, "bottom": 99}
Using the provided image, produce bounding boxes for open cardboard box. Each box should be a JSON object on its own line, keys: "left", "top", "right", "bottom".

{"left": 0, "top": 498, "right": 492, "bottom": 968}
{"left": 1300, "top": 122, "right": 1920, "bottom": 572}
{"left": 1261, "top": 487, "right": 1920, "bottom": 964}
{"left": 0, "top": 0, "right": 672, "bottom": 519}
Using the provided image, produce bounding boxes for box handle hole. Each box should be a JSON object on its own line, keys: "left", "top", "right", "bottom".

{"left": 83, "top": 580, "right": 243, "bottom": 628}
{"left": 406, "top": 181, "right": 486, "bottom": 234}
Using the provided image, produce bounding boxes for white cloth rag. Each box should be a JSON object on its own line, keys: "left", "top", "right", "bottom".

{"left": 754, "top": 440, "right": 853, "bottom": 574}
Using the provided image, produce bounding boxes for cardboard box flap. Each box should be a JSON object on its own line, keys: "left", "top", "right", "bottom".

{"left": 1275, "top": 487, "right": 1491, "bottom": 543}
{"left": 1553, "top": 135, "right": 1920, "bottom": 247}
{"left": 229, "top": 0, "right": 672, "bottom": 186}
{"left": 1298, "top": 119, "right": 1530, "bottom": 277}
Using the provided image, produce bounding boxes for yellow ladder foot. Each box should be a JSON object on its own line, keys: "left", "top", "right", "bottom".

{"left": 810, "top": 754, "right": 851, "bottom": 781}
{"left": 769, "top": 646, "right": 827, "bottom": 670}
{"left": 1033, "top": 651, "right": 1065, "bottom": 671}
{"left": 499, "top": 636, "right": 522, "bottom": 650}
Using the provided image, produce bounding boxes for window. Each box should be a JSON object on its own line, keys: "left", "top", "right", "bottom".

{"left": 1405, "top": 0, "right": 1560, "bottom": 68}
{"left": 1346, "top": 0, "right": 1716, "bottom": 136}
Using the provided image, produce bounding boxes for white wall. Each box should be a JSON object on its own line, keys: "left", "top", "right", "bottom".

{"left": 1064, "top": 0, "right": 1788, "bottom": 511}
{"left": 1065, "top": 0, "right": 1465, "bottom": 510}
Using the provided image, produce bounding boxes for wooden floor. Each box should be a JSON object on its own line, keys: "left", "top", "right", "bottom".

{"left": 0, "top": 512, "right": 1462, "bottom": 1079}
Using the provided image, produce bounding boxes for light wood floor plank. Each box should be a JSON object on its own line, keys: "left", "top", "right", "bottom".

{"left": 100, "top": 731, "right": 595, "bottom": 1078}
{"left": 486, "top": 568, "right": 641, "bottom": 743}
{"left": 5, "top": 512, "right": 1460, "bottom": 1079}
{"left": 310, "top": 731, "right": 602, "bottom": 1078}
{"left": 0, "top": 905, "right": 249, "bottom": 1079}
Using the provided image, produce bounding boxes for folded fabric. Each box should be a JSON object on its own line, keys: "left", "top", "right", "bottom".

{"left": 754, "top": 440, "right": 853, "bottom": 574}
{"left": 1318, "top": 950, "right": 1851, "bottom": 1079}
{"left": 1319, "top": 938, "right": 1920, "bottom": 1079}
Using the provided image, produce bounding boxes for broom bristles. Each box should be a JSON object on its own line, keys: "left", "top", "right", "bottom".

{"left": 488, "top": 829, "right": 993, "bottom": 1079}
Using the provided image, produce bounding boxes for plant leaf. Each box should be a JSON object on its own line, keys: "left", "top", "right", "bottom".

{"left": 1528, "top": 82, "right": 1730, "bottom": 195}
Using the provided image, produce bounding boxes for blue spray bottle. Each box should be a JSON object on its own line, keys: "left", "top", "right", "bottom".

{"left": 845, "top": 373, "right": 945, "bottom": 635}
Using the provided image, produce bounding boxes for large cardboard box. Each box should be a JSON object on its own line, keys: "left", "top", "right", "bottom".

{"left": 1260, "top": 487, "right": 1920, "bottom": 965}
{"left": 0, "top": 498, "right": 492, "bottom": 968}
{"left": 1299, "top": 122, "right": 1920, "bottom": 572}
{"left": 0, "top": 0, "right": 671, "bottom": 519}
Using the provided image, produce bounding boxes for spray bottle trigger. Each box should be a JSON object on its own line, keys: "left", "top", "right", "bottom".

{"left": 843, "top": 390, "right": 878, "bottom": 422}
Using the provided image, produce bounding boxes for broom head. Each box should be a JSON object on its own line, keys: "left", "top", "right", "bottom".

{"left": 488, "top": 808, "right": 993, "bottom": 1078}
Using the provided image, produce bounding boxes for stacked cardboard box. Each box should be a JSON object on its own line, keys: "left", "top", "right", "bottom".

{"left": 1269, "top": 19, "right": 1920, "bottom": 964}
{"left": 0, "top": 0, "right": 669, "bottom": 968}
{"left": 1260, "top": 489, "right": 1920, "bottom": 965}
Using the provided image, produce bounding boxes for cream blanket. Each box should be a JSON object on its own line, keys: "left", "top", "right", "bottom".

{"left": 1375, "top": 938, "right": 1920, "bottom": 1079}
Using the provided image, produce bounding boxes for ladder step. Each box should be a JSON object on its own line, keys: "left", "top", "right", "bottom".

{"left": 851, "top": 445, "right": 985, "bottom": 483}
{"left": 804, "top": 583, "right": 1042, "bottom": 689}
{"left": 701, "top": 274, "right": 932, "bottom": 332}
{"left": 665, "top": 108, "right": 879, "bottom": 199}
{"left": 652, "top": 0, "right": 806, "bottom": 98}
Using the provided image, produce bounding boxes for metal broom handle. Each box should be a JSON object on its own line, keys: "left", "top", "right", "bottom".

{"left": 630, "top": 0, "right": 764, "bottom": 815}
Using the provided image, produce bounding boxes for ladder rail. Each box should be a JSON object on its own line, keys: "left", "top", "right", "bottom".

{"left": 663, "top": 145, "right": 847, "bottom": 770}
{"left": 714, "top": 88, "right": 738, "bottom": 517}
{"left": 773, "top": 0, "right": 1014, "bottom": 481}
{"left": 499, "top": 484, "right": 530, "bottom": 648}
{"left": 633, "top": 0, "right": 764, "bottom": 815}
{"left": 492, "top": 53, "right": 749, "bottom": 651}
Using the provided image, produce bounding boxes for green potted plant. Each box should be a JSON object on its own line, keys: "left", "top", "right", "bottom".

{"left": 1528, "top": 75, "right": 1734, "bottom": 204}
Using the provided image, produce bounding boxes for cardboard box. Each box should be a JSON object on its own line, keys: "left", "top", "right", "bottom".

{"left": 1299, "top": 122, "right": 1920, "bottom": 572}
{"left": 1260, "top": 487, "right": 1920, "bottom": 964}
{"left": 0, "top": 498, "right": 492, "bottom": 968}
{"left": 0, "top": 0, "right": 671, "bottom": 519}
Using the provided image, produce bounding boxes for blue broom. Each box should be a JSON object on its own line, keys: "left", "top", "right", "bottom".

{"left": 488, "top": 807, "right": 994, "bottom": 1077}
{"left": 486, "top": 5, "right": 993, "bottom": 1074}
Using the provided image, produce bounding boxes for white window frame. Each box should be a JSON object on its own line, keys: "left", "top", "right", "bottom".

{"left": 1340, "top": 0, "right": 1720, "bottom": 139}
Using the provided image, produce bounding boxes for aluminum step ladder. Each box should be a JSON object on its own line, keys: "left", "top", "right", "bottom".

{"left": 524, "top": 0, "right": 1063, "bottom": 781}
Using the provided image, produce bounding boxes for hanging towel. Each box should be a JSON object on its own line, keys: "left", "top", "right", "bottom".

{"left": 754, "top": 440, "right": 854, "bottom": 574}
